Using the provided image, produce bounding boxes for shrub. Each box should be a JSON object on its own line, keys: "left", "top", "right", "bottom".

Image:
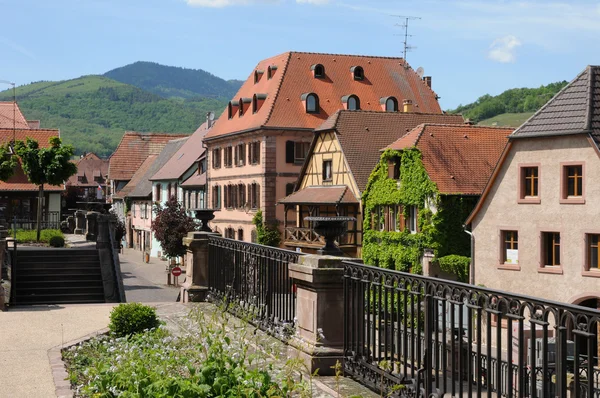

{"left": 8, "top": 229, "right": 64, "bottom": 245}
{"left": 252, "top": 210, "right": 280, "bottom": 247}
{"left": 437, "top": 254, "right": 470, "bottom": 283}
{"left": 48, "top": 235, "right": 65, "bottom": 247}
{"left": 108, "top": 303, "right": 159, "bottom": 337}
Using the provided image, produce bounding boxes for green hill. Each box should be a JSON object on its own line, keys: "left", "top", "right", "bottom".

{"left": 104, "top": 61, "right": 243, "bottom": 100}
{"left": 0, "top": 75, "right": 227, "bottom": 156}
{"left": 450, "top": 81, "right": 568, "bottom": 123}
{"left": 478, "top": 112, "right": 534, "bottom": 128}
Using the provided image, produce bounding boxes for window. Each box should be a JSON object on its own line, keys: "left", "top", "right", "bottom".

{"left": 407, "top": 206, "right": 417, "bottom": 233}
{"left": 224, "top": 146, "right": 233, "bottom": 167}
{"left": 267, "top": 65, "right": 277, "bottom": 79}
{"left": 78, "top": 175, "right": 85, "bottom": 182}
{"left": 322, "top": 160, "right": 332, "bottom": 181}
{"left": 238, "top": 183, "right": 246, "bottom": 208}
{"left": 286, "top": 141, "right": 310, "bottom": 164}
{"left": 155, "top": 184, "right": 161, "bottom": 202}
{"left": 238, "top": 228, "right": 244, "bottom": 241}
{"left": 227, "top": 101, "right": 239, "bottom": 119}
{"left": 502, "top": 231, "right": 519, "bottom": 264}
{"left": 249, "top": 141, "right": 260, "bottom": 165}
{"left": 542, "top": 232, "right": 561, "bottom": 267}
{"left": 351, "top": 66, "right": 364, "bottom": 80}
{"left": 144, "top": 203, "right": 148, "bottom": 219}
{"left": 285, "top": 183, "right": 294, "bottom": 196}
{"left": 387, "top": 157, "right": 400, "bottom": 180}
{"left": 235, "top": 143, "right": 246, "bottom": 167}
{"left": 224, "top": 227, "right": 235, "bottom": 239}
{"left": 311, "top": 64, "right": 325, "bottom": 78}
{"left": 518, "top": 164, "right": 540, "bottom": 203}
{"left": 94, "top": 175, "right": 103, "bottom": 182}
{"left": 250, "top": 183, "right": 260, "bottom": 209}
{"left": 302, "top": 93, "right": 319, "bottom": 113}
{"left": 254, "top": 70, "right": 263, "bottom": 84}
{"left": 378, "top": 206, "right": 385, "bottom": 232}
{"left": 384, "top": 97, "right": 398, "bottom": 112}
{"left": 212, "top": 148, "right": 221, "bottom": 169}
{"left": 343, "top": 95, "right": 360, "bottom": 110}
{"left": 212, "top": 185, "right": 221, "bottom": 209}
{"left": 566, "top": 165, "right": 582, "bottom": 196}
{"left": 585, "top": 234, "right": 600, "bottom": 274}
{"left": 389, "top": 206, "right": 397, "bottom": 232}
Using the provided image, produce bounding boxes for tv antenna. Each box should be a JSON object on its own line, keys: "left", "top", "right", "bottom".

{"left": 393, "top": 15, "right": 421, "bottom": 68}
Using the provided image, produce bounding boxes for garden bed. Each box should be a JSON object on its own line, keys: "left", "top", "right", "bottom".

{"left": 8, "top": 229, "right": 65, "bottom": 246}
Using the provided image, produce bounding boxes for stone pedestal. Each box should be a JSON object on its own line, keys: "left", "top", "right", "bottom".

{"left": 74, "top": 210, "right": 86, "bottom": 235}
{"left": 96, "top": 215, "right": 125, "bottom": 302}
{"left": 85, "top": 211, "right": 99, "bottom": 241}
{"left": 288, "top": 255, "right": 345, "bottom": 376}
{"left": 180, "top": 231, "right": 219, "bottom": 302}
{"left": 67, "top": 216, "right": 75, "bottom": 234}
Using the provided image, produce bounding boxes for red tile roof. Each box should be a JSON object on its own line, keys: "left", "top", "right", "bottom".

{"left": 113, "top": 155, "right": 158, "bottom": 199}
{"left": 151, "top": 122, "right": 210, "bottom": 181}
{"left": 279, "top": 185, "right": 358, "bottom": 205}
{"left": 205, "top": 51, "right": 441, "bottom": 140}
{"left": 108, "top": 132, "right": 190, "bottom": 181}
{"left": 0, "top": 128, "right": 63, "bottom": 192}
{"left": 385, "top": 124, "right": 513, "bottom": 195}
{"left": 0, "top": 102, "right": 30, "bottom": 129}
{"left": 314, "top": 111, "right": 465, "bottom": 193}
{"left": 67, "top": 153, "right": 109, "bottom": 188}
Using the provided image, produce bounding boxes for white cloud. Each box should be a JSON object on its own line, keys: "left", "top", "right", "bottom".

{"left": 296, "top": 0, "right": 330, "bottom": 4}
{"left": 185, "top": 0, "right": 278, "bottom": 7}
{"left": 487, "top": 35, "right": 521, "bottom": 63}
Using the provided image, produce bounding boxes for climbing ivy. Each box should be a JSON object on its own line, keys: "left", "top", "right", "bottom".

{"left": 362, "top": 149, "right": 473, "bottom": 277}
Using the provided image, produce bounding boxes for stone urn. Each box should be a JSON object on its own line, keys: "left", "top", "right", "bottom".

{"left": 192, "top": 209, "right": 216, "bottom": 232}
{"left": 304, "top": 216, "right": 355, "bottom": 256}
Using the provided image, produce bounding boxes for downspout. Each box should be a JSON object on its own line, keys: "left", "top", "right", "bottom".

{"left": 463, "top": 225, "right": 474, "bottom": 285}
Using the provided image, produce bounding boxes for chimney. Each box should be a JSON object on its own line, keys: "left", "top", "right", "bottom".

{"left": 423, "top": 76, "right": 432, "bottom": 88}
{"left": 403, "top": 99, "right": 413, "bottom": 113}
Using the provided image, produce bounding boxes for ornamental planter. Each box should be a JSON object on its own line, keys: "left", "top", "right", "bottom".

{"left": 304, "top": 216, "right": 355, "bottom": 256}
{"left": 192, "top": 209, "right": 216, "bottom": 232}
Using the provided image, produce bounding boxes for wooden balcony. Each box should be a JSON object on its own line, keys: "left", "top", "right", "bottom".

{"left": 283, "top": 227, "right": 357, "bottom": 248}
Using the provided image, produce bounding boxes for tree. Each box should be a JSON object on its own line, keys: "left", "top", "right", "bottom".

{"left": 251, "top": 210, "right": 280, "bottom": 247}
{"left": 151, "top": 196, "right": 197, "bottom": 260}
{"left": 15, "top": 137, "right": 77, "bottom": 241}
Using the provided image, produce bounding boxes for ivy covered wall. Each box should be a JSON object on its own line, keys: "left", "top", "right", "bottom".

{"left": 362, "top": 149, "right": 476, "bottom": 274}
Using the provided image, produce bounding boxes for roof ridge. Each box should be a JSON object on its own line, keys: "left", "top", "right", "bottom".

{"left": 412, "top": 124, "right": 428, "bottom": 146}
{"left": 289, "top": 51, "right": 405, "bottom": 61}
{"left": 585, "top": 65, "right": 594, "bottom": 131}
{"left": 334, "top": 109, "right": 463, "bottom": 117}
{"left": 511, "top": 67, "right": 589, "bottom": 137}
{"left": 419, "top": 123, "right": 513, "bottom": 130}
{"left": 263, "top": 52, "right": 292, "bottom": 127}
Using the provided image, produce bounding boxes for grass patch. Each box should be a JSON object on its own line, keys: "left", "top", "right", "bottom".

{"left": 8, "top": 229, "right": 64, "bottom": 244}
{"left": 478, "top": 112, "right": 534, "bottom": 128}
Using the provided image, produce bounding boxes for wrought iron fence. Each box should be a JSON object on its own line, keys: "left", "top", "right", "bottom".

{"left": 343, "top": 260, "right": 600, "bottom": 397}
{"left": 10, "top": 211, "right": 60, "bottom": 230}
{"left": 207, "top": 236, "right": 303, "bottom": 335}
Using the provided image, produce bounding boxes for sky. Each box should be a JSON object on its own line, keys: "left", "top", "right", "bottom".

{"left": 1, "top": 0, "right": 600, "bottom": 109}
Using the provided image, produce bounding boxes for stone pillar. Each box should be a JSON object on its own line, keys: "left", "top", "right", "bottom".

{"left": 85, "top": 211, "right": 99, "bottom": 241}
{"left": 74, "top": 210, "right": 86, "bottom": 235}
{"left": 96, "top": 215, "right": 125, "bottom": 303}
{"left": 67, "top": 216, "right": 75, "bottom": 234}
{"left": 288, "top": 255, "right": 345, "bottom": 375}
{"left": 180, "top": 231, "right": 219, "bottom": 302}
{"left": 421, "top": 248, "right": 435, "bottom": 277}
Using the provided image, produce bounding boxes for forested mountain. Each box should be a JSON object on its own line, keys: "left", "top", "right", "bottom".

{"left": 450, "top": 81, "right": 568, "bottom": 123}
{"left": 0, "top": 76, "right": 226, "bottom": 156}
{"left": 104, "top": 61, "right": 243, "bottom": 100}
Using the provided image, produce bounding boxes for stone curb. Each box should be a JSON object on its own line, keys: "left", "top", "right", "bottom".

{"left": 47, "top": 327, "right": 110, "bottom": 398}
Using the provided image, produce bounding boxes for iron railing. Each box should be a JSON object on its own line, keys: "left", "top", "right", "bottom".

{"left": 343, "top": 260, "right": 600, "bottom": 397}
{"left": 11, "top": 211, "right": 61, "bottom": 230}
{"left": 208, "top": 236, "right": 303, "bottom": 334}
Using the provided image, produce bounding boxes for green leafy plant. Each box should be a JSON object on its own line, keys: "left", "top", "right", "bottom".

{"left": 108, "top": 302, "right": 160, "bottom": 337}
{"left": 151, "top": 196, "right": 198, "bottom": 259}
{"left": 437, "top": 254, "right": 471, "bottom": 283}
{"left": 14, "top": 137, "right": 77, "bottom": 241}
{"left": 252, "top": 210, "right": 280, "bottom": 247}
{"left": 8, "top": 229, "right": 64, "bottom": 244}
{"left": 48, "top": 235, "right": 65, "bottom": 247}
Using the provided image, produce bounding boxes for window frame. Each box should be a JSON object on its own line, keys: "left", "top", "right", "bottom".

{"left": 351, "top": 66, "right": 364, "bottom": 81}
{"left": 249, "top": 141, "right": 260, "bottom": 165}
{"left": 322, "top": 159, "right": 333, "bottom": 182}
{"left": 347, "top": 95, "right": 360, "bottom": 111}
{"left": 305, "top": 93, "right": 319, "bottom": 114}
{"left": 407, "top": 206, "right": 418, "bottom": 234}
{"left": 539, "top": 230, "right": 563, "bottom": 274}
{"left": 294, "top": 142, "right": 310, "bottom": 164}
{"left": 583, "top": 232, "right": 600, "bottom": 277}
{"left": 560, "top": 162, "right": 585, "bottom": 204}
{"left": 385, "top": 97, "right": 398, "bottom": 112}
{"left": 517, "top": 163, "right": 541, "bottom": 204}
{"left": 212, "top": 148, "right": 221, "bottom": 169}
{"left": 497, "top": 228, "right": 521, "bottom": 271}
{"left": 224, "top": 146, "right": 233, "bottom": 168}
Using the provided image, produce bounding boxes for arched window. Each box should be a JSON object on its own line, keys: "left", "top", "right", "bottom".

{"left": 311, "top": 64, "right": 325, "bottom": 78}
{"left": 385, "top": 97, "right": 398, "bottom": 112}
{"left": 303, "top": 93, "right": 319, "bottom": 113}
{"left": 347, "top": 95, "right": 360, "bottom": 110}
{"left": 351, "top": 66, "right": 364, "bottom": 80}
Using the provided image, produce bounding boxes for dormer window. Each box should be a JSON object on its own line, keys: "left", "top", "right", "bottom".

{"left": 380, "top": 96, "right": 398, "bottom": 112}
{"left": 311, "top": 64, "right": 325, "bottom": 78}
{"left": 253, "top": 94, "right": 267, "bottom": 113}
{"left": 239, "top": 97, "right": 251, "bottom": 116}
{"left": 342, "top": 95, "right": 360, "bottom": 111}
{"left": 267, "top": 65, "right": 278, "bottom": 79}
{"left": 351, "top": 66, "right": 364, "bottom": 80}
{"left": 301, "top": 93, "right": 319, "bottom": 114}
{"left": 254, "top": 70, "right": 264, "bottom": 84}
{"left": 228, "top": 101, "right": 239, "bottom": 119}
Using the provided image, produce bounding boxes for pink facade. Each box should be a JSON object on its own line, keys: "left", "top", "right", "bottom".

{"left": 130, "top": 199, "right": 152, "bottom": 252}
